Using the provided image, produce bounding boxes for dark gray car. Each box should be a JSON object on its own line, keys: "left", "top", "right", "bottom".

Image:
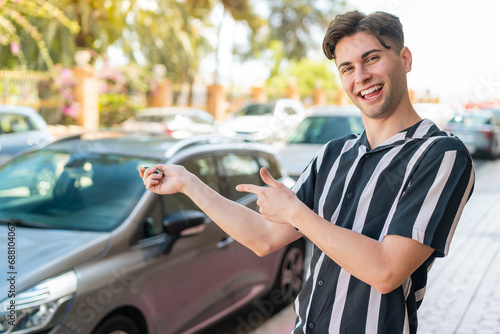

{"left": 0, "top": 132, "right": 305, "bottom": 334}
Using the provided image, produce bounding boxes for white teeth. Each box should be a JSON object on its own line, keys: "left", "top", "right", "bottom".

{"left": 360, "top": 85, "right": 382, "bottom": 97}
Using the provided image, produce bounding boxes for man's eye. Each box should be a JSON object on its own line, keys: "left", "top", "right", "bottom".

{"left": 342, "top": 67, "right": 353, "bottom": 74}
{"left": 367, "top": 56, "right": 379, "bottom": 63}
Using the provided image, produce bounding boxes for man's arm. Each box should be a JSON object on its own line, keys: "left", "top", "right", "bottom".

{"left": 237, "top": 167, "right": 435, "bottom": 294}
{"left": 289, "top": 202, "right": 434, "bottom": 294}
{"left": 140, "top": 165, "right": 302, "bottom": 256}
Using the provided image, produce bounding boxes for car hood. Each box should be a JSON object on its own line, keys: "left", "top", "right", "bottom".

{"left": 217, "top": 116, "right": 273, "bottom": 134}
{"left": 276, "top": 143, "right": 323, "bottom": 177}
{"left": 0, "top": 226, "right": 110, "bottom": 294}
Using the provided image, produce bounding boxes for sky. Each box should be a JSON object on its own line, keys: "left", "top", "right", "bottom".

{"left": 348, "top": 0, "right": 500, "bottom": 105}
{"left": 209, "top": 0, "right": 500, "bottom": 106}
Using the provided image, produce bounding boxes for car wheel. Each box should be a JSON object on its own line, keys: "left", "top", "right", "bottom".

{"left": 489, "top": 141, "right": 498, "bottom": 160}
{"left": 92, "top": 315, "right": 140, "bottom": 334}
{"left": 494, "top": 137, "right": 500, "bottom": 160}
{"left": 270, "top": 240, "right": 305, "bottom": 309}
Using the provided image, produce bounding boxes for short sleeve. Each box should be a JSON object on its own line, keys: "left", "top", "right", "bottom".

{"left": 387, "top": 140, "right": 475, "bottom": 257}
{"left": 292, "top": 155, "right": 318, "bottom": 211}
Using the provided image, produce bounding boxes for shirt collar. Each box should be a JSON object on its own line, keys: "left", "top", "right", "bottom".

{"left": 358, "top": 119, "right": 439, "bottom": 152}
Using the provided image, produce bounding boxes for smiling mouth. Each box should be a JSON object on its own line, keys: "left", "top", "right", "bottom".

{"left": 358, "top": 84, "right": 383, "bottom": 100}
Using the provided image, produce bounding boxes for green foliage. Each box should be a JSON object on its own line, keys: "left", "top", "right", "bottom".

{"left": 98, "top": 62, "right": 149, "bottom": 128}
{"left": 0, "top": 0, "right": 80, "bottom": 70}
{"left": 240, "top": 1, "right": 346, "bottom": 65}
{"left": 266, "top": 58, "right": 338, "bottom": 97}
{"left": 99, "top": 94, "right": 139, "bottom": 128}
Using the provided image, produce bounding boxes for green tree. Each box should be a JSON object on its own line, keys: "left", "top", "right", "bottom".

{"left": 123, "top": 0, "right": 262, "bottom": 104}
{"left": 0, "top": 0, "right": 79, "bottom": 70}
{"left": 239, "top": 0, "right": 346, "bottom": 77}
{"left": 266, "top": 58, "right": 338, "bottom": 100}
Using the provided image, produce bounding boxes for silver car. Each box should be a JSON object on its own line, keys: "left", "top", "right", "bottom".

{"left": 121, "top": 106, "right": 216, "bottom": 139}
{"left": 216, "top": 99, "right": 306, "bottom": 143}
{"left": 0, "top": 132, "right": 305, "bottom": 334}
{"left": 276, "top": 105, "right": 364, "bottom": 179}
{"left": 444, "top": 109, "right": 500, "bottom": 159}
{"left": 0, "top": 104, "right": 53, "bottom": 165}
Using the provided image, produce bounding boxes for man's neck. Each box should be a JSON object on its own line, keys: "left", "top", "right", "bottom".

{"left": 362, "top": 101, "right": 421, "bottom": 150}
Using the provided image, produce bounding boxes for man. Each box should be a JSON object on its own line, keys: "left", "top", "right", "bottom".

{"left": 140, "top": 10, "right": 475, "bottom": 334}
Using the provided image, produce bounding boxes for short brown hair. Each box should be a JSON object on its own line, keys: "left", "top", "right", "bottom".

{"left": 323, "top": 11, "right": 404, "bottom": 60}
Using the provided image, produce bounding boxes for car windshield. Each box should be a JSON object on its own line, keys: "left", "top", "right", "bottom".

{"left": 135, "top": 114, "right": 177, "bottom": 123}
{"left": 288, "top": 115, "right": 364, "bottom": 144}
{"left": 136, "top": 113, "right": 213, "bottom": 125}
{"left": 233, "top": 104, "right": 275, "bottom": 117}
{"left": 449, "top": 114, "right": 492, "bottom": 127}
{"left": 0, "top": 149, "right": 160, "bottom": 231}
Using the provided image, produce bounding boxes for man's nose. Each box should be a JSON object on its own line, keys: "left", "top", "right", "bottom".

{"left": 355, "top": 67, "right": 372, "bottom": 85}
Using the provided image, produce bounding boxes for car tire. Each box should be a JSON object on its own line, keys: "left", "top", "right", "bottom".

{"left": 493, "top": 137, "right": 500, "bottom": 160}
{"left": 267, "top": 240, "right": 305, "bottom": 310}
{"left": 92, "top": 315, "right": 140, "bottom": 334}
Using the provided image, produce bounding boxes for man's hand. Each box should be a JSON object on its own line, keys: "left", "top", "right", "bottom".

{"left": 236, "top": 168, "right": 304, "bottom": 226}
{"left": 139, "top": 164, "right": 187, "bottom": 195}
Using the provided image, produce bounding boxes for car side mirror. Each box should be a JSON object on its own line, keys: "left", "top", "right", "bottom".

{"left": 163, "top": 210, "right": 207, "bottom": 235}
{"left": 160, "top": 210, "right": 207, "bottom": 254}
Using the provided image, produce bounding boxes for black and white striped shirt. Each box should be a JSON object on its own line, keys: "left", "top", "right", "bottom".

{"left": 291, "top": 119, "right": 475, "bottom": 334}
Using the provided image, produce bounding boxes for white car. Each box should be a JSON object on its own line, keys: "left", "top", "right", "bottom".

{"left": 216, "top": 99, "right": 306, "bottom": 143}
{"left": 121, "top": 106, "right": 215, "bottom": 139}
{"left": 275, "top": 105, "right": 364, "bottom": 179}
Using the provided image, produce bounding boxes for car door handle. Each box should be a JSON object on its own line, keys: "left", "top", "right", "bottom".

{"left": 217, "top": 237, "right": 234, "bottom": 248}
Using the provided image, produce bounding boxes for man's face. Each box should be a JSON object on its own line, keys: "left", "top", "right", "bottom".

{"left": 334, "top": 32, "right": 411, "bottom": 120}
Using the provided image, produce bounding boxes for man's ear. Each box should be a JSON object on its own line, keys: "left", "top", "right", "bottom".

{"left": 401, "top": 46, "right": 412, "bottom": 73}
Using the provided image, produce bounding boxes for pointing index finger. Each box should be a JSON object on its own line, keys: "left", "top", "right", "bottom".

{"left": 236, "top": 184, "right": 264, "bottom": 195}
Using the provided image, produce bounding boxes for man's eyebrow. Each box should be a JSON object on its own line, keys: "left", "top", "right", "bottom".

{"left": 337, "top": 61, "right": 351, "bottom": 70}
{"left": 361, "top": 49, "right": 382, "bottom": 59}
{"left": 337, "top": 49, "right": 383, "bottom": 70}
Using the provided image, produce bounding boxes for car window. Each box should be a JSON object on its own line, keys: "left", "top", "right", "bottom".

{"left": 219, "top": 153, "right": 263, "bottom": 201}
{"left": 257, "top": 152, "right": 283, "bottom": 180}
{"left": 288, "top": 115, "right": 364, "bottom": 144}
{"left": 0, "top": 113, "right": 37, "bottom": 134}
{"left": 283, "top": 106, "right": 299, "bottom": 116}
{"left": 183, "top": 155, "right": 221, "bottom": 193}
{"left": 187, "top": 113, "right": 214, "bottom": 124}
{"left": 136, "top": 114, "right": 176, "bottom": 123}
{"left": 233, "top": 104, "right": 274, "bottom": 117}
{"left": 449, "top": 114, "right": 491, "bottom": 127}
{"left": 142, "top": 199, "right": 164, "bottom": 239}
{"left": 162, "top": 155, "right": 221, "bottom": 217}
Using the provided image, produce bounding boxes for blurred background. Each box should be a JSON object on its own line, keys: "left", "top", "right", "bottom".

{"left": 0, "top": 0, "right": 499, "bottom": 133}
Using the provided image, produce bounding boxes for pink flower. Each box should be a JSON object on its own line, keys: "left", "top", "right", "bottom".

{"left": 62, "top": 103, "right": 80, "bottom": 118}
{"left": 10, "top": 41, "right": 21, "bottom": 55}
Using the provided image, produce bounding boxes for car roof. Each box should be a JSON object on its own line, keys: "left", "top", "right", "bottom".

{"left": 45, "top": 131, "right": 273, "bottom": 161}
{"left": 0, "top": 104, "right": 39, "bottom": 115}
{"left": 0, "top": 104, "right": 48, "bottom": 129}
{"left": 133, "top": 106, "right": 215, "bottom": 123}
{"left": 306, "top": 104, "right": 361, "bottom": 117}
